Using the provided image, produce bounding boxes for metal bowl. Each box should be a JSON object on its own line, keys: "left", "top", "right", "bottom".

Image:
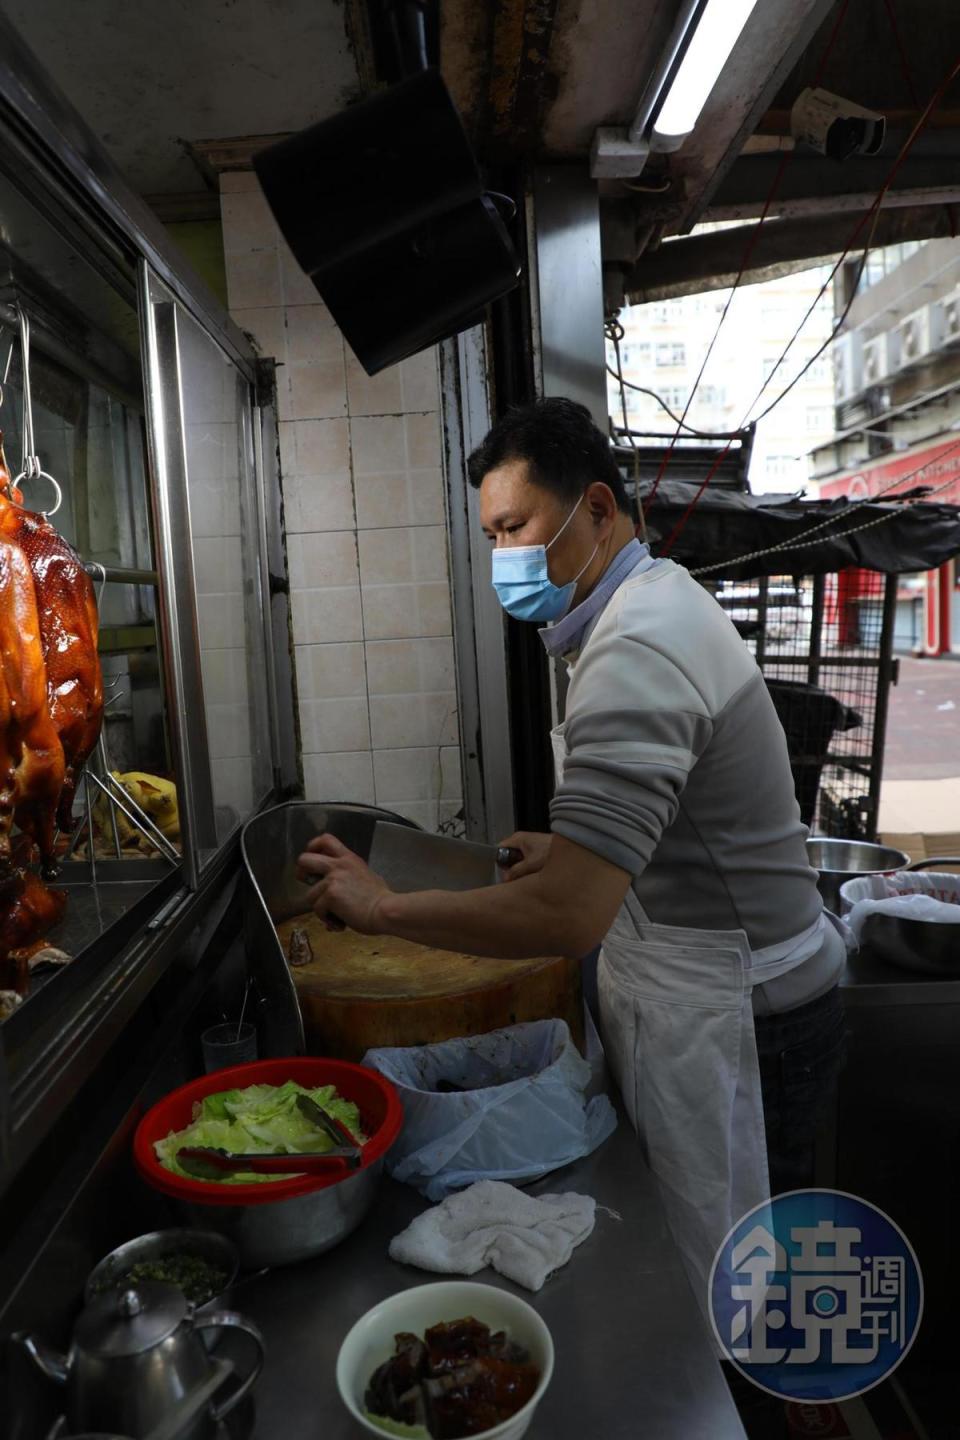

{"left": 84, "top": 1228, "right": 239, "bottom": 1309}
{"left": 840, "top": 872, "right": 960, "bottom": 976}
{"left": 806, "top": 838, "right": 911, "bottom": 912}
{"left": 856, "top": 912, "right": 960, "bottom": 976}
{"left": 170, "top": 1159, "right": 385, "bottom": 1269}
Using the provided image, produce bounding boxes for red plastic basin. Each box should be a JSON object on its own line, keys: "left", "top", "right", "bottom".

{"left": 134, "top": 1057, "right": 403, "bottom": 1208}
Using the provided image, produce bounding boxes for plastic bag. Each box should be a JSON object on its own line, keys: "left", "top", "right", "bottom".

{"left": 840, "top": 871, "right": 960, "bottom": 945}
{"left": 361, "top": 1017, "right": 617, "bottom": 1201}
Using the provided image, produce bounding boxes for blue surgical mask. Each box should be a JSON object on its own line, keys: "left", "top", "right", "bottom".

{"left": 491, "top": 494, "right": 598, "bottom": 623}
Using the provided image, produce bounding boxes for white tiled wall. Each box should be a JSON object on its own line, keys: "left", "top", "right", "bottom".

{"left": 220, "top": 171, "right": 463, "bottom": 833}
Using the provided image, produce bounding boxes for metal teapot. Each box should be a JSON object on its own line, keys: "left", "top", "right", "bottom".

{"left": 18, "top": 1280, "right": 263, "bottom": 1439}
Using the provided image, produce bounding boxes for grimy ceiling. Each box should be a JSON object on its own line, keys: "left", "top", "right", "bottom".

{"left": 5, "top": 0, "right": 960, "bottom": 308}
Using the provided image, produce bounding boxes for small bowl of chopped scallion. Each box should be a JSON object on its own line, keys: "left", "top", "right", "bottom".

{"left": 85, "top": 1228, "right": 239, "bottom": 1312}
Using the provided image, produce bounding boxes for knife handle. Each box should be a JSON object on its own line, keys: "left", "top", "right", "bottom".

{"left": 496, "top": 847, "right": 523, "bottom": 869}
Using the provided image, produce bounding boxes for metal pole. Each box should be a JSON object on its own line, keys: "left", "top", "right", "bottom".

{"left": 82, "top": 563, "right": 159, "bottom": 587}
{"left": 867, "top": 573, "right": 899, "bottom": 843}
{"left": 755, "top": 576, "right": 769, "bottom": 671}
{"left": 97, "top": 737, "right": 123, "bottom": 861}
{"left": 83, "top": 770, "right": 97, "bottom": 887}
{"left": 808, "top": 574, "right": 826, "bottom": 689}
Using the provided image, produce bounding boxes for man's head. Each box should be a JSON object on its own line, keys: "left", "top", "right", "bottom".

{"left": 468, "top": 397, "right": 635, "bottom": 615}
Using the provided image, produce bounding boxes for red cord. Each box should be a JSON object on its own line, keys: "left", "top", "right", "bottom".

{"left": 882, "top": 0, "right": 921, "bottom": 109}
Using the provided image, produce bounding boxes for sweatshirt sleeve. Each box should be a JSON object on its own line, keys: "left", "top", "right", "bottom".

{"left": 549, "top": 625, "right": 715, "bottom": 876}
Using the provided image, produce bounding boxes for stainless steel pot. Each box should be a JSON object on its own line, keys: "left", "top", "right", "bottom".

{"left": 806, "top": 838, "right": 911, "bottom": 912}
{"left": 839, "top": 859, "right": 960, "bottom": 975}
{"left": 171, "top": 1157, "right": 385, "bottom": 1268}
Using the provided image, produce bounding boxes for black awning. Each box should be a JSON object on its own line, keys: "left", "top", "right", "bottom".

{"left": 642, "top": 484, "right": 960, "bottom": 578}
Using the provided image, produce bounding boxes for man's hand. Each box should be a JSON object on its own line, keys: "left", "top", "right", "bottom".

{"left": 296, "top": 834, "right": 392, "bottom": 934}
{"left": 497, "top": 830, "right": 552, "bottom": 881}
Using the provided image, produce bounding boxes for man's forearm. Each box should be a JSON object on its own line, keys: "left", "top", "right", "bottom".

{"left": 374, "top": 874, "right": 594, "bottom": 959}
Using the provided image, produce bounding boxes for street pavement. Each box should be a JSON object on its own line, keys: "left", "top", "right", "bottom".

{"left": 879, "top": 654, "right": 960, "bottom": 835}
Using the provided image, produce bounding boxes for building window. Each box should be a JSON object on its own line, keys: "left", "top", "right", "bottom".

{"left": 655, "top": 342, "right": 686, "bottom": 367}
{"left": 695, "top": 385, "right": 727, "bottom": 408}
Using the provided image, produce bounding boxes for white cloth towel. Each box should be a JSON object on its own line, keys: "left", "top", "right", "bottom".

{"left": 388, "top": 1179, "right": 596, "bottom": 1291}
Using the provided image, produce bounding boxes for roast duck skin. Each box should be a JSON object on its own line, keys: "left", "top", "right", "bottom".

{"left": 0, "top": 433, "right": 103, "bottom": 986}
{"left": 10, "top": 504, "right": 104, "bottom": 834}
{"left": 0, "top": 838, "right": 67, "bottom": 991}
{"left": 0, "top": 526, "right": 66, "bottom": 873}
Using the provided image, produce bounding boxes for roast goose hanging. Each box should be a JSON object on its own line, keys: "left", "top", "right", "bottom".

{"left": 0, "top": 432, "right": 103, "bottom": 990}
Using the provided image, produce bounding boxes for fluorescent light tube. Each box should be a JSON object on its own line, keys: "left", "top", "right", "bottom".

{"left": 653, "top": 0, "right": 762, "bottom": 147}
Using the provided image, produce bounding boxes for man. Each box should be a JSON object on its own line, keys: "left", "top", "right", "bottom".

{"left": 299, "top": 397, "right": 846, "bottom": 1300}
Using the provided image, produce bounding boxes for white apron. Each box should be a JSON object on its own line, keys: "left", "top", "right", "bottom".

{"left": 550, "top": 719, "right": 821, "bottom": 1316}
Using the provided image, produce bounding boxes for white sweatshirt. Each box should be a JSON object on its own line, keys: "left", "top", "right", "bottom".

{"left": 550, "top": 558, "right": 844, "bottom": 1012}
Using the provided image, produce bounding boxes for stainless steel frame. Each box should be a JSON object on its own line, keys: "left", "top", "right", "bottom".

{"left": 138, "top": 265, "right": 216, "bottom": 889}
{"left": 529, "top": 166, "right": 609, "bottom": 432}
{"left": 254, "top": 374, "right": 300, "bottom": 797}
{"left": 527, "top": 165, "right": 609, "bottom": 728}
{"left": 439, "top": 325, "right": 516, "bottom": 843}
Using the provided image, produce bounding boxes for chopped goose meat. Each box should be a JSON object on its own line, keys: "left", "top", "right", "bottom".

{"left": 365, "top": 1317, "right": 540, "bottom": 1438}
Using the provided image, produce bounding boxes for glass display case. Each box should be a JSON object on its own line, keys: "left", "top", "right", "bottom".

{"left": 0, "top": 16, "right": 296, "bottom": 1189}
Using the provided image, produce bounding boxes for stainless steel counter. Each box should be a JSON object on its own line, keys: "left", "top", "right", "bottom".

{"left": 224, "top": 1120, "right": 747, "bottom": 1440}
{"left": 841, "top": 946, "right": 960, "bottom": 1005}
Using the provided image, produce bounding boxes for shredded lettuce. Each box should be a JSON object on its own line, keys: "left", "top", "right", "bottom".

{"left": 363, "top": 1414, "right": 429, "bottom": 1439}
{"left": 155, "top": 1080, "right": 365, "bottom": 1184}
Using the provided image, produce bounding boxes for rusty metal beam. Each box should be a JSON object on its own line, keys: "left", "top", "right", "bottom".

{"left": 701, "top": 139, "right": 960, "bottom": 225}
{"left": 622, "top": 204, "right": 955, "bottom": 303}
{"left": 705, "top": 186, "right": 960, "bottom": 224}
{"left": 442, "top": 0, "right": 563, "bottom": 157}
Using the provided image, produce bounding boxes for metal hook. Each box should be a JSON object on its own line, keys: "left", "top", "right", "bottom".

{"left": 11, "top": 468, "right": 62, "bottom": 518}
{"left": 12, "top": 303, "right": 63, "bottom": 518}
{"left": 87, "top": 560, "right": 107, "bottom": 611}
{"left": 0, "top": 325, "right": 13, "bottom": 411}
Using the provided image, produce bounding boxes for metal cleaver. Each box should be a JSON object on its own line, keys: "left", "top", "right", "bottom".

{"left": 365, "top": 821, "right": 502, "bottom": 893}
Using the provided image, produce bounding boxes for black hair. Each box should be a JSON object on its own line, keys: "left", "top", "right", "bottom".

{"left": 466, "top": 397, "right": 632, "bottom": 515}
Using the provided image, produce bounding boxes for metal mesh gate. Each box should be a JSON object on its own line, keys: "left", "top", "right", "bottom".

{"left": 708, "top": 570, "right": 898, "bottom": 841}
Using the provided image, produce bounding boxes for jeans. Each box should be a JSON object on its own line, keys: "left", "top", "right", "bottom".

{"left": 754, "top": 984, "right": 847, "bottom": 1196}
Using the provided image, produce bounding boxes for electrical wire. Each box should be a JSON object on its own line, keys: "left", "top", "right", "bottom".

{"left": 661, "top": 47, "right": 960, "bottom": 556}
{"left": 605, "top": 366, "right": 744, "bottom": 438}
{"left": 741, "top": 202, "right": 883, "bottom": 429}
{"left": 606, "top": 319, "right": 648, "bottom": 540}
{"left": 882, "top": 0, "right": 921, "bottom": 110}
{"left": 622, "top": 177, "right": 672, "bottom": 195}
{"left": 660, "top": 207, "right": 885, "bottom": 557}
{"left": 640, "top": 0, "right": 852, "bottom": 518}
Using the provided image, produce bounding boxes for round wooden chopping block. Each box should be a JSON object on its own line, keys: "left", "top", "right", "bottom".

{"left": 277, "top": 916, "right": 584, "bottom": 1060}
